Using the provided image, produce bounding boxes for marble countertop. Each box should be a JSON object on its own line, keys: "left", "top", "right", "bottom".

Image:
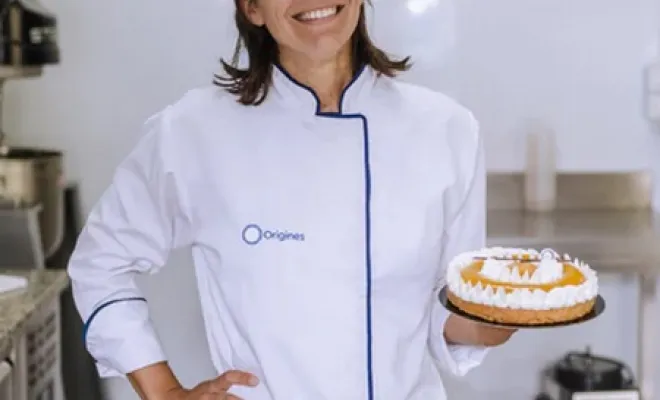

{"left": 487, "top": 209, "right": 660, "bottom": 274}
{"left": 0, "top": 270, "right": 69, "bottom": 360}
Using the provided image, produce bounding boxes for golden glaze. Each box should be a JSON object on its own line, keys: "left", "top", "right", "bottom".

{"left": 460, "top": 260, "right": 586, "bottom": 293}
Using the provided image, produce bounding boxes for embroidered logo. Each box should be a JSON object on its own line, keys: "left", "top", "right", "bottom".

{"left": 241, "top": 224, "right": 305, "bottom": 246}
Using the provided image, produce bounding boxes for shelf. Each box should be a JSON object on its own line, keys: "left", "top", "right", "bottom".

{"left": 0, "top": 67, "right": 43, "bottom": 80}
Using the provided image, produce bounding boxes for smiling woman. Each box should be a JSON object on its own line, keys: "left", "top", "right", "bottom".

{"left": 68, "top": 0, "right": 510, "bottom": 399}
{"left": 216, "top": 0, "right": 410, "bottom": 107}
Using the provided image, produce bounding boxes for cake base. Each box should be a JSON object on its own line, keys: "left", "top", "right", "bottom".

{"left": 447, "top": 291, "right": 597, "bottom": 325}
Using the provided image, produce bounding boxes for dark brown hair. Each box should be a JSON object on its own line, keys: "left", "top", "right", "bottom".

{"left": 215, "top": 1, "right": 411, "bottom": 106}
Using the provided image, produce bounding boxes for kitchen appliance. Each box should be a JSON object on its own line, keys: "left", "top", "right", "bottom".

{"left": 536, "top": 348, "right": 640, "bottom": 400}
{"left": 0, "top": 0, "right": 64, "bottom": 266}
{"left": 0, "top": 205, "right": 45, "bottom": 268}
{"left": 1, "top": 0, "right": 60, "bottom": 68}
{"left": 0, "top": 148, "right": 65, "bottom": 259}
{"left": 0, "top": 0, "right": 64, "bottom": 262}
{"left": 0, "top": 2, "right": 72, "bottom": 399}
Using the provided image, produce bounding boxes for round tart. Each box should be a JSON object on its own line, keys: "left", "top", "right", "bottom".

{"left": 445, "top": 247, "right": 599, "bottom": 325}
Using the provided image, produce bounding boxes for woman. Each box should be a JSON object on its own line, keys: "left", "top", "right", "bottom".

{"left": 69, "top": 1, "right": 515, "bottom": 399}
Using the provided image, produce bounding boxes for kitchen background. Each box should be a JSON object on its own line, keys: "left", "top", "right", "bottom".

{"left": 2, "top": 0, "right": 658, "bottom": 399}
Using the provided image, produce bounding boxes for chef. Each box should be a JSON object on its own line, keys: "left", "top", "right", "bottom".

{"left": 68, "top": 0, "right": 515, "bottom": 399}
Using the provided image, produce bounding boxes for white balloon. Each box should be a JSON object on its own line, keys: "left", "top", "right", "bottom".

{"left": 365, "top": 0, "right": 457, "bottom": 72}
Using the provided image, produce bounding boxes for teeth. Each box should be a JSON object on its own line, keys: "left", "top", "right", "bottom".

{"left": 297, "top": 6, "right": 338, "bottom": 21}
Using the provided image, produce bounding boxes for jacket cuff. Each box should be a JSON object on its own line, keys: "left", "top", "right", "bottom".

{"left": 429, "top": 305, "right": 490, "bottom": 376}
{"left": 85, "top": 299, "right": 167, "bottom": 377}
{"left": 437, "top": 341, "right": 490, "bottom": 377}
{"left": 93, "top": 336, "right": 167, "bottom": 378}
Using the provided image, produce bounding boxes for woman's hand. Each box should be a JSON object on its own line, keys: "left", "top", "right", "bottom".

{"left": 166, "top": 370, "right": 259, "bottom": 400}
{"left": 444, "top": 314, "right": 516, "bottom": 347}
{"left": 470, "top": 323, "right": 517, "bottom": 347}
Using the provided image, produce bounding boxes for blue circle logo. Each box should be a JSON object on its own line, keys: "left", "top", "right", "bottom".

{"left": 242, "top": 224, "right": 263, "bottom": 245}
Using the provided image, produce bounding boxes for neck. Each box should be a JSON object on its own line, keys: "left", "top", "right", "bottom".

{"left": 279, "top": 45, "right": 354, "bottom": 113}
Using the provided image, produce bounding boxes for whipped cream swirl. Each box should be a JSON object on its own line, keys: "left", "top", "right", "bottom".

{"left": 445, "top": 247, "right": 599, "bottom": 310}
{"left": 478, "top": 257, "right": 563, "bottom": 284}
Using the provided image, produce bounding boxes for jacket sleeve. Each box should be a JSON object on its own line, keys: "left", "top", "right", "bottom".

{"left": 68, "top": 110, "right": 193, "bottom": 378}
{"left": 428, "top": 110, "right": 490, "bottom": 377}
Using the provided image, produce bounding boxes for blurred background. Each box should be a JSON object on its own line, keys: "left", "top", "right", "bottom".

{"left": 0, "top": 0, "right": 658, "bottom": 399}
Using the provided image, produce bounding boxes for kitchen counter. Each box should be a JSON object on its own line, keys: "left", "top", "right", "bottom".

{"left": 487, "top": 209, "right": 660, "bottom": 272}
{"left": 0, "top": 270, "right": 69, "bottom": 360}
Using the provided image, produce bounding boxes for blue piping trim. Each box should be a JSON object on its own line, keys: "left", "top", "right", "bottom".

{"left": 274, "top": 63, "right": 374, "bottom": 400}
{"left": 82, "top": 297, "right": 147, "bottom": 343}
{"left": 274, "top": 63, "right": 367, "bottom": 115}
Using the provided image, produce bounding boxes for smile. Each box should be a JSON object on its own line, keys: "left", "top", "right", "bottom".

{"left": 294, "top": 5, "right": 344, "bottom": 22}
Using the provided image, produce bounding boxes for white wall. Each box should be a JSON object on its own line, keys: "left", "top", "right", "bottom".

{"left": 4, "top": 0, "right": 658, "bottom": 399}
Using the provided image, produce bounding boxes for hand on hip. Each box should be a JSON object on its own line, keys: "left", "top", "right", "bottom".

{"left": 167, "top": 370, "right": 259, "bottom": 399}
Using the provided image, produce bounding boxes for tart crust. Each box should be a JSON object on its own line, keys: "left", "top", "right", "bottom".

{"left": 447, "top": 291, "right": 596, "bottom": 325}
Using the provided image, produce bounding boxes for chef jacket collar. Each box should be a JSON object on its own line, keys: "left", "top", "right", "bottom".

{"left": 271, "top": 63, "right": 375, "bottom": 117}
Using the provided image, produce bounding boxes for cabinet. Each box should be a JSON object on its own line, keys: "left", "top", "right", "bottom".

{"left": 26, "top": 300, "right": 63, "bottom": 400}
{"left": 0, "top": 358, "right": 14, "bottom": 399}
{"left": 0, "top": 271, "right": 69, "bottom": 400}
{"left": 11, "top": 337, "right": 28, "bottom": 400}
{"left": 1, "top": 300, "right": 63, "bottom": 400}
{"left": 0, "top": 340, "right": 26, "bottom": 400}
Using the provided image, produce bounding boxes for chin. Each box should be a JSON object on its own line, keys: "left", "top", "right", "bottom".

{"left": 302, "top": 36, "right": 352, "bottom": 63}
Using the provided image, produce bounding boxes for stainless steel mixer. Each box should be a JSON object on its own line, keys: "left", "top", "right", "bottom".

{"left": 0, "top": 144, "right": 65, "bottom": 259}
{"left": 0, "top": 0, "right": 63, "bottom": 263}
{"left": 0, "top": 78, "right": 65, "bottom": 261}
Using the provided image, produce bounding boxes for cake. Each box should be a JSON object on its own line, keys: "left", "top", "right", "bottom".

{"left": 445, "top": 247, "right": 599, "bottom": 325}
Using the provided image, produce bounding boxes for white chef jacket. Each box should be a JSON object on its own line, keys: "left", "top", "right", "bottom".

{"left": 68, "top": 64, "right": 489, "bottom": 400}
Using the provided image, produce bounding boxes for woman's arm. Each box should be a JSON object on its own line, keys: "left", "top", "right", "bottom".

{"left": 427, "top": 108, "right": 513, "bottom": 376}
{"left": 444, "top": 314, "right": 515, "bottom": 347}
{"left": 128, "top": 362, "right": 259, "bottom": 400}
{"left": 68, "top": 110, "right": 193, "bottom": 381}
{"left": 128, "top": 362, "right": 183, "bottom": 399}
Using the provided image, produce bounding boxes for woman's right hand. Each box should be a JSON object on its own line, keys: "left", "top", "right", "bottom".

{"left": 166, "top": 370, "right": 259, "bottom": 399}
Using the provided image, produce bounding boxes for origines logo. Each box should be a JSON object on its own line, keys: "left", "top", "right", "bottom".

{"left": 241, "top": 224, "right": 305, "bottom": 245}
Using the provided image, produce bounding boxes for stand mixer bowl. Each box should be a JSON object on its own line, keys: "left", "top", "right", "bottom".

{"left": 0, "top": 147, "right": 64, "bottom": 260}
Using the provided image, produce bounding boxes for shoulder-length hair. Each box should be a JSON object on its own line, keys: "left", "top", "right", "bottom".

{"left": 215, "top": 1, "right": 411, "bottom": 106}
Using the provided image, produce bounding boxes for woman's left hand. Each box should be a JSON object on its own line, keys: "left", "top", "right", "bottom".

{"left": 444, "top": 314, "right": 516, "bottom": 347}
